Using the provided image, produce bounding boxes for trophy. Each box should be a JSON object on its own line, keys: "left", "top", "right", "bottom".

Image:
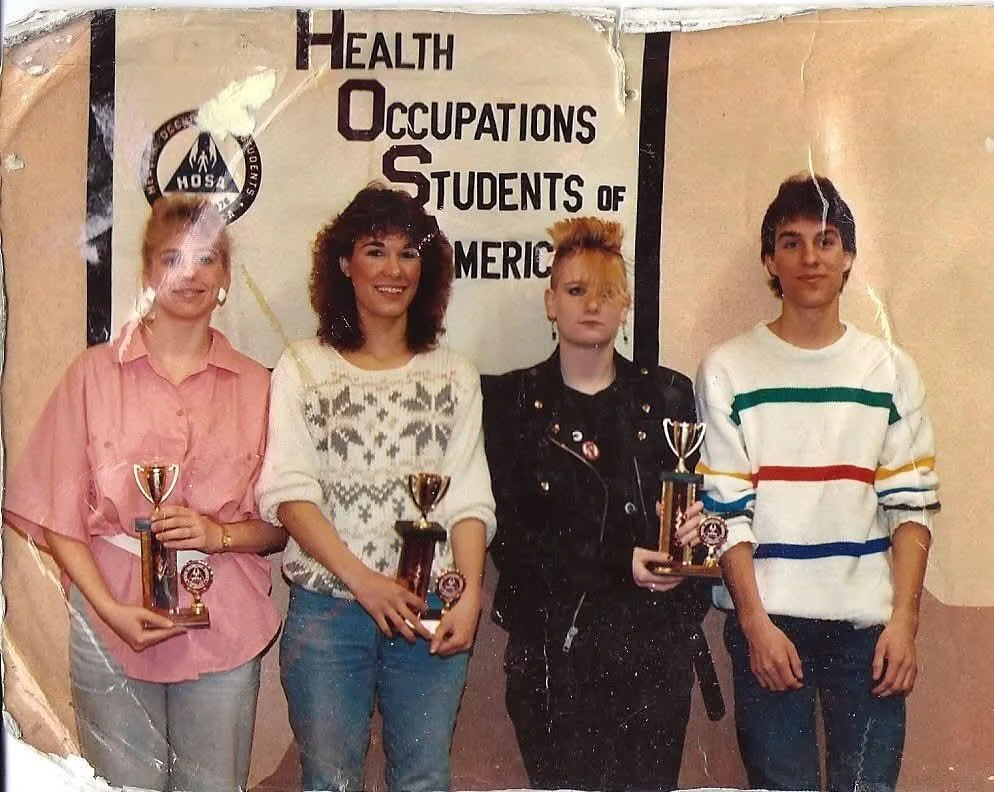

{"left": 134, "top": 463, "right": 212, "bottom": 628}
{"left": 395, "top": 473, "right": 466, "bottom": 627}
{"left": 648, "top": 420, "right": 728, "bottom": 578}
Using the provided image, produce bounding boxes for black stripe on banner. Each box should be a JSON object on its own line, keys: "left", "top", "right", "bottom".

{"left": 86, "top": 9, "right": 116, "bottom": 346}
{"left": 632, "top": 31, "right": 671, "bottom": 369}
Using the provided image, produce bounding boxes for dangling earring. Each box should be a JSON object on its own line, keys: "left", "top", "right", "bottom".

{"left": 550, "top": 320, "right": 558, "bottom": 341}
{"left": 135, "top": 285, "right": 156, "bottom": 318}
{"left": 217, "top": 286, "right": 228, "bottom": 307}
{"left": 622, "top": 316, "right": 630, "bottom": 345}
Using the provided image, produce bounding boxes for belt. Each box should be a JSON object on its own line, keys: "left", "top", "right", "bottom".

{"left": 99, "top": 534, "right": 208, "bottom": 568}
{"left": 691, "top": 626, "right": 726, "bottom": 721}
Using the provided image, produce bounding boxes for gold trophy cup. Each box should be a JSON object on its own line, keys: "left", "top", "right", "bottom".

{"left": 649, "top": 420, "right": 727, "bottom": 578}
{"left": 134, "top": 463, "right": 212, "bottom": 628}
{"left": 395, "top": 473, "right": 465, "bottom": 625}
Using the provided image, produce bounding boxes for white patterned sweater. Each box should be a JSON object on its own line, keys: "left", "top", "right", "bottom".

{"left": 257, "top": 339, "right": 497, "bottom": 599}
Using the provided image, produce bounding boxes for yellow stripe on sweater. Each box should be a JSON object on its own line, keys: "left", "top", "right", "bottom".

{"left": 875, "top": 456, "right": 936, "bottom": 481}
{"left": 697, "top": 463, "right": 753, "bottom": 482}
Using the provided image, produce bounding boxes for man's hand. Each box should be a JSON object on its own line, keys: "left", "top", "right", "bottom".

{"left": 153, "top": 506, "right": 223, "bottom": 553}
{"left": 632, "top": 547, "right": 685, "bottom": 593}
{"left": 871, "top": 614, "right": 918, "bottom": 696}
{"left": 429, "top": 587, "right": 482, "bottom": 656}
{"left": 349, "top": 567, "right": 433, "bottom": 642}
{"left": 742, "top": 614, "right": 804, "bottom": 691}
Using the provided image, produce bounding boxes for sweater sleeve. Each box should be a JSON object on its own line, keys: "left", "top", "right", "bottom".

{"left": 255, "top": 346, "right": 325, "bottom": 526}
{"left": 874, "top": 348, "right": 940, "bottom": 534}
{"left": 695, "top": 353, "right": 758, "bottom": 554}
{"left": 438, "top": 355, "right": 497, "bottom": 544}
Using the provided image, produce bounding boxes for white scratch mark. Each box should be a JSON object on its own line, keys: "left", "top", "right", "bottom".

{"left": 799, "top": 23, "right": 817, "bottom": 85}
{"left": 607, "top": 7, "right": 631, "bottom": 112}
{"left": 4, "top": 154, "right": 25, "bottom": 171}
{"left": 24, "top": 63, "right": 48, "bottom": 76}
{"left": 985, "top": 137, "right": 994, "bottom": 155}
{"left": 696, "top": 737, "right": 711, "bottom": 777}
{"left": 865, "top": 286, "right": 895, "bottom": 346}
{"left": 197, "top": 68, "right": 278, "bottom": 138}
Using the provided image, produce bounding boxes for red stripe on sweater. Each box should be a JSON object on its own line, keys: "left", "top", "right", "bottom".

{"left": 752, "top": 465, "right": 876, "bottom": 486}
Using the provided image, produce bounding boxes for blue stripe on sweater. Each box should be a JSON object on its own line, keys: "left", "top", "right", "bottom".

{"left": 876, "top": 486, "right": 935, "bottom": 498}
{"left": 754, "top": 537, "right": 891, "bottom": 560}
{"left": 702, "top": 492, "right": 756, "bottom": 513}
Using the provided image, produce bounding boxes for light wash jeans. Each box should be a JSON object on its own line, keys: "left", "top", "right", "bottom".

{"left": 280, "top": 585, "right": 470, "bottom": 792}
{"left": 69, "top": 587, "right": 261, "bottom": 792}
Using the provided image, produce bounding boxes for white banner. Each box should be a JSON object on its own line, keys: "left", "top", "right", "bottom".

{"left": 110, "top": 9, "right": 646, "bottom": 373}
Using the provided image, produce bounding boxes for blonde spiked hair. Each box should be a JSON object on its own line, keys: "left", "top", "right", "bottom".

{"left": 547, "top": 217, "right": 631, "bottom": 308}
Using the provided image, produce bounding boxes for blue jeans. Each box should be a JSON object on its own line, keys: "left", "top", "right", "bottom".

{"left": 280, "top": 585, "right": 470, "bottom": 792}
{"left": 725, "top": 613, "right": 906, "bottom": 792}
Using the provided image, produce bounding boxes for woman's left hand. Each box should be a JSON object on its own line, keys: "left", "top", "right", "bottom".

{"left": 152, "top": 505, "right": 223, "bottom": 553}
{"left": 429, "top": 586, "right": 482, "bottom": 657}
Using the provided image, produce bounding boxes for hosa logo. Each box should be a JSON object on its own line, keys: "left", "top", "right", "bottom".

{"left": 142, "top": 110, "right": 262, "bottom": 223}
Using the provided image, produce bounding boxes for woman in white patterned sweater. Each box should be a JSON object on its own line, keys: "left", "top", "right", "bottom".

{"left": 256, "top": 184, "right": 496, "bottom": 792}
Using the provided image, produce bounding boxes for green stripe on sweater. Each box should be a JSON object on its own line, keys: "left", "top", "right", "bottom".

{"left": 730, "top": 387, "right": 900, "bottom": 426}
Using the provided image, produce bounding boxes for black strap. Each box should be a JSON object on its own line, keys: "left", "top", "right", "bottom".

{"left": 691, "top": 626, "right": 726, "bottom": 721}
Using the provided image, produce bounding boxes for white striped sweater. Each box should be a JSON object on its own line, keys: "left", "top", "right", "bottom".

{"left": 695, "top": 323, "right": 939, "bottom": 626}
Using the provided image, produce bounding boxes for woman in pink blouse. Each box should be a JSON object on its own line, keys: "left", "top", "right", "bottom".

{"left": 4, "top": 194, "right": 285, "bottom": 792}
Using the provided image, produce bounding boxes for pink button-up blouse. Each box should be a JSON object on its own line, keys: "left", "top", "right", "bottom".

{"left": 4, "top": 323, "right": 281, "bottom": 682}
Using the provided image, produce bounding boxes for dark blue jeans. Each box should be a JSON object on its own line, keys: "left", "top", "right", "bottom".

{"left": 280, "top": 585, "right": 470, "bottom": 792}
{"left": 725, "top": 613, "right": 906, "bottom": 792}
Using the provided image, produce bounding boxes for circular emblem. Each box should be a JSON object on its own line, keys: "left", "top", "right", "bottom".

{"left": 698, "top": 515, "right": 729, "bottom": 548}
{"left": 179, "top": 559, "right": 214, "bottom": 596}
{"left": 581, "top": 440, "right": 600, "bottom": 462}
{"left": 142, "top": 110, "right": 262, "bottom": 224}
{"left": 435, "top": 569, "right": 466, "bottom": 607}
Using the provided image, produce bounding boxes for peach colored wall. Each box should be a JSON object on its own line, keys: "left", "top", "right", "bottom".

{"left": 3, "top": 9, "right": 993, "bottom": 792}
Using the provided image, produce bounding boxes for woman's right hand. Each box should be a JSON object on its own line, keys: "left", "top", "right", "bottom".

{"left": 348, "top": 567, "right": 433, "bottom": 642}
{"left": 98, "top": 601, "right": 186, "bottom": 652}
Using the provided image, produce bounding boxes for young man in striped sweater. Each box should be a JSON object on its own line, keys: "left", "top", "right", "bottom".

{"left": 695, "top": 174, "right": 939, "bottom": 792}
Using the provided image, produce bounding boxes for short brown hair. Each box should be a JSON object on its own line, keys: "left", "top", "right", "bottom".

{"left": 310, "top": 183, "right": 453, "bottom": 352}
{"left": 761, "top": 174, "right": 856, "bottom": 298}
{"left": 142, "top": 194, "right": 230, "bottom": 273}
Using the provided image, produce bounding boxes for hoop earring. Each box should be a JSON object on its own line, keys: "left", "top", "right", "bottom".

{"left": 550, "top": 320, "right": 557, "bottom": 341}
{"left": 217, "top": 286, "right": 228, "bottom": 307}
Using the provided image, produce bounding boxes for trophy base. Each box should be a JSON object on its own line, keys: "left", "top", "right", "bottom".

{"left": 395, "top": 520, "right": 447, "bottom": 541}
{"left": 647, "top": 561, "right": 722, "bottom": 579}
{"left": 158, "top": 606, "right": 211, "bottom": 628}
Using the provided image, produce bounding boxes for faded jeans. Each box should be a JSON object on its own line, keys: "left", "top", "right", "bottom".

{"left": 69, "top": 587, "right": 260, "bottom": 792}
{"left": 280, "top": 585, "right": 469, "bottom": 792}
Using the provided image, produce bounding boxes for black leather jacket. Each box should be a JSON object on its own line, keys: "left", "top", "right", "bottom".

{"left": 482, "top": 351, "right": 712, "bottom": 647}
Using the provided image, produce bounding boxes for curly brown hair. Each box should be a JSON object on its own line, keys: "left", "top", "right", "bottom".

{"left": 310, "top": 183, "right": 453, "bottom": 352}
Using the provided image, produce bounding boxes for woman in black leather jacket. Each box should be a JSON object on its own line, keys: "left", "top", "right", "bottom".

{"left": 482, "top": 217, "right": 720, "bottom": 792}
